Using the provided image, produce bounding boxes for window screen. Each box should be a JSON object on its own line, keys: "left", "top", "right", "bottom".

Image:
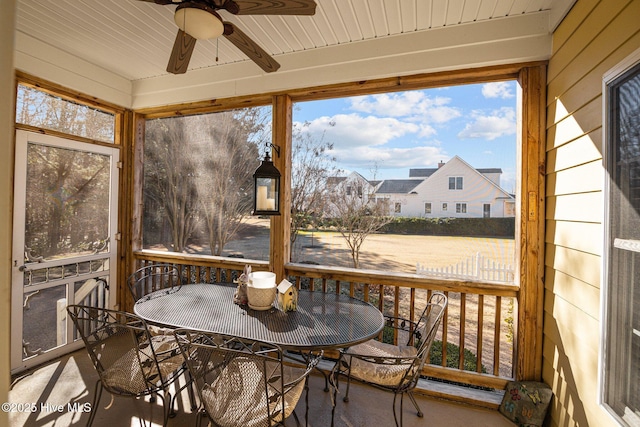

{"left": 603, "top": 60, "right": 640, "bottom": 426}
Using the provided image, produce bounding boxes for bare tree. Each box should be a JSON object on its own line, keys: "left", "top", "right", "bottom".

{"left": 144, "top": 117, "right": 200, "bottom": 252}
{"left": 290, "top": 121, "right": 339, "bottom": 251}
{"left": 193, "top": 110, "right": 264, "bottom": 255}
{"left": 17, "top": 85, "right": 113, "bottom": 258}
{"left": 26, "top": 145, "right": 109, "bottom": 257}
{"left": 326, "top": 177, "right": 392, "bottom": 268}
{"left": 143, "top": 107, "right": 269, "bottom": 255}
{"left": 17, "top": 84, "right": 114, "bottom": 142}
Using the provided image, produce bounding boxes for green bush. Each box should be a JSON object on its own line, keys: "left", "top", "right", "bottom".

{"left": 380, "top": 327, "right": 486, "bottom": 374}
{"left": 379, "top": 217, "right": 515, "bottom": 238}
{"left": 428, "top": 340, "right": 487, "bottom": 373}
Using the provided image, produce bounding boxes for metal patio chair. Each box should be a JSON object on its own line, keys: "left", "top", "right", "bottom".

{"left": 127, "top": 263, "right": 196, "bottom": 412}
{"left": 174, "top": 329, "right": 322, "bottom": 427}
{"left": 331, "top": 291, "right": 448, "bottom": 427}
{"left": 127, "top": 264, "right": 183, "bottom": 302}
{"left": 67, "top": 305, "right": 190, "bottom": 427}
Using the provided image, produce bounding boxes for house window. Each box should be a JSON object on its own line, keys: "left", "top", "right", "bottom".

{"left": 425, "top": 203, "right": 432, "bottom": 214}
{"left": 484, "top": 204, "right": 491, "bottom": 218}
{"left": 442, "top": 203, "right": 447, "bottom": 211}
{"left": 602, "top": 57, "right": 640, "bottom": 426}
{"left": 346, "top": 184, "right": 363, "bottom": 198}
{"left": 394, "top": 203, "right": 402, "bottom": 213}
{"left": 456, "top": 203, "right": 467, "bottom": 213}
{"left": 449, "top": 176, "right": 463, "bottom": 190}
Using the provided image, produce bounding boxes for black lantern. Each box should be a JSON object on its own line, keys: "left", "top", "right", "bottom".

{"left": 253, "top": 150, "right": 281, "bottom": 216}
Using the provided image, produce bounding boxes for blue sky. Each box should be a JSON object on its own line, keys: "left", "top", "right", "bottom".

{"left": 292, "top": 80, "right": 518, "bottom": 193}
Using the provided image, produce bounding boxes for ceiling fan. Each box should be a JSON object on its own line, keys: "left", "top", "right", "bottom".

{"left": 138, "top": 0, "right": 317, "bottom": 74}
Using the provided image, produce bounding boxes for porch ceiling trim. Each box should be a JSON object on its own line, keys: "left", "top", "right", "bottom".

{"left": 14, "top": 11, "right": 551, "bottom": 110}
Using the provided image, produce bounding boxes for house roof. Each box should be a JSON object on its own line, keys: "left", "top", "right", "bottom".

{"left": 375, "top": 180, "right": 421, "bottom": 194}
{"left": 327, "top": 171, "right": 378, "bottom": 188}
{"left": 327, "top": 177, "right": 346, "bottom": 186}
{"left": 410, "top": 167, "right": 502, "bottom": 178}
{"left": 409, "top": 168, "right": 438, "bottom": 178}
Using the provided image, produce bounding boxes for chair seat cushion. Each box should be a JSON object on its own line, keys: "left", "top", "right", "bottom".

{"left": 201, "top": 357, "right": 306, "bottom": 427}
{"left": 344, "top": 339, "right": 418, "bottom": 387}
{"left": 101, "top": 335, "right": 183, "bottom": 395}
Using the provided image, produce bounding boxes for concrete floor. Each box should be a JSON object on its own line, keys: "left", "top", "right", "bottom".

{"left": 8, "top": 350, "right": 516, "bottom": 427}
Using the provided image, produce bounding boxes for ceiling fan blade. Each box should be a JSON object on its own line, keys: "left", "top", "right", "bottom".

{"left": 167, "top": 30, "right": 197, "bottom": 74}
{"left": 223, "top": 22, "right": 280, "bottom": 73}
{"left": 228, "top": 0, "right": 316, "bottom": 15}
{"left": 137, "top": 0, "right": 179, "bottom": 5}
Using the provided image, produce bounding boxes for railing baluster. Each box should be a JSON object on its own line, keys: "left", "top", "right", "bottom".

{"left": 493, "top": 296, "right": 502, "bottom": 376}
{"left": 477, "top": 294, "right": 484, "bottom": 373}
{"left": 441, "top": 290, "right": 449, "bottom": 368}
{"left": 459, "top": 292, "right": 466, "bottom": 370}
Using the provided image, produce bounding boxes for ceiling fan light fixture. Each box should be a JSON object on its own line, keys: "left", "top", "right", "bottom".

{"left": 174, "top": 6, "right": 224, "bottom": 40}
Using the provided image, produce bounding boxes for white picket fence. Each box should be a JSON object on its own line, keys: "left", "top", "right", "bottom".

{"left": 416, "top": 252, "right": 514, "bottom": 283}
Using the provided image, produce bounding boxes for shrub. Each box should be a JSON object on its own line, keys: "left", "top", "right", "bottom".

{"left": 379, "top": 217, "right": 515, "bottom": 238}
{"left": 428, "top": 340, "right": 487, "bottom": 373}
{"left": 380, "top": 328, "right": 486, "bottom": 373}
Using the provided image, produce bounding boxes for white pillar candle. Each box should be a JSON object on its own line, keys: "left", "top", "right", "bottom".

{"left": 249, "top": 272, "right": 276, "bottom": 288}
{"left": 256, "top": 185, "right": 268, "bottom": 210}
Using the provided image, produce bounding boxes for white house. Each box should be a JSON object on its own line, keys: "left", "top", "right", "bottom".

{"left": 326, "top": 172, "right": 379, "bottom": 202}
{"left": 323, "top": 171, "right": 383, "bottom": 217}
{"left": 374, "top": 156, "right": 515, "bottom": 218}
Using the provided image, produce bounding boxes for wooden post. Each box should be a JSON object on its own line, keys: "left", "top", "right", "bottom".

{"left": 270, "top": 95, "right": 292, "bottom": 282}
{"left": 516, "top": 64, "right": 546, "bottom": 381}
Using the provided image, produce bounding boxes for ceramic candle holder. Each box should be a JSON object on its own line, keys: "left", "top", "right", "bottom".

{"left": 247, "top": 272, "right": 277, "bottom": 310}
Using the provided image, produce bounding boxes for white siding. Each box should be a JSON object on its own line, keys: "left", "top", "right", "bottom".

{"left": 378, "top": 157, "right": 514, "bottom": 218}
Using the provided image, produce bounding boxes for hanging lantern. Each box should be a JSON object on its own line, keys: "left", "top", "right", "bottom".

{"left": 253, "top": 152, "right": 281, "bottom": 216}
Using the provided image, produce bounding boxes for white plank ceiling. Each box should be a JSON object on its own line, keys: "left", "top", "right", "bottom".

{"left": 14, "top": 0, "right": 576, "bottom": 108}
{"left": 17, "top": 0, "right": 568, "bottom": 81}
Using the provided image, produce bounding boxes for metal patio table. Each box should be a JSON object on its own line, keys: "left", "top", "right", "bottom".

{"left": 133, "top": 283, "right": 385, "bottom": 351}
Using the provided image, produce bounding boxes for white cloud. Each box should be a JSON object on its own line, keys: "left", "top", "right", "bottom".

{"left": 349, "top": 92, "right": 461, "bottom": 123}
{"left": 330, "top": 145, "right": 448, "bottom": 171}
{"left": 299, "top": 113, "right": 420, "bottom": 149}
{"left": 417, "top": 123, "right": 437, "bottom": 138}
{"left": 457, "top": 107, "right": 516, "bottom": 141}
{"left": 482, "top": 82, "right": 515, "bottom": 99}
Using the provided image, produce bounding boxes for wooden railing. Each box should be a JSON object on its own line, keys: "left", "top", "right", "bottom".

{"left": 133, "top": 250, "right": 518, "bottom": 393}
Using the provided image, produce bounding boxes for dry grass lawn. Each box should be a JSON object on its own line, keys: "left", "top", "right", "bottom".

{"left": 224, "top": 218, "right": 515, "bottom": 275}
